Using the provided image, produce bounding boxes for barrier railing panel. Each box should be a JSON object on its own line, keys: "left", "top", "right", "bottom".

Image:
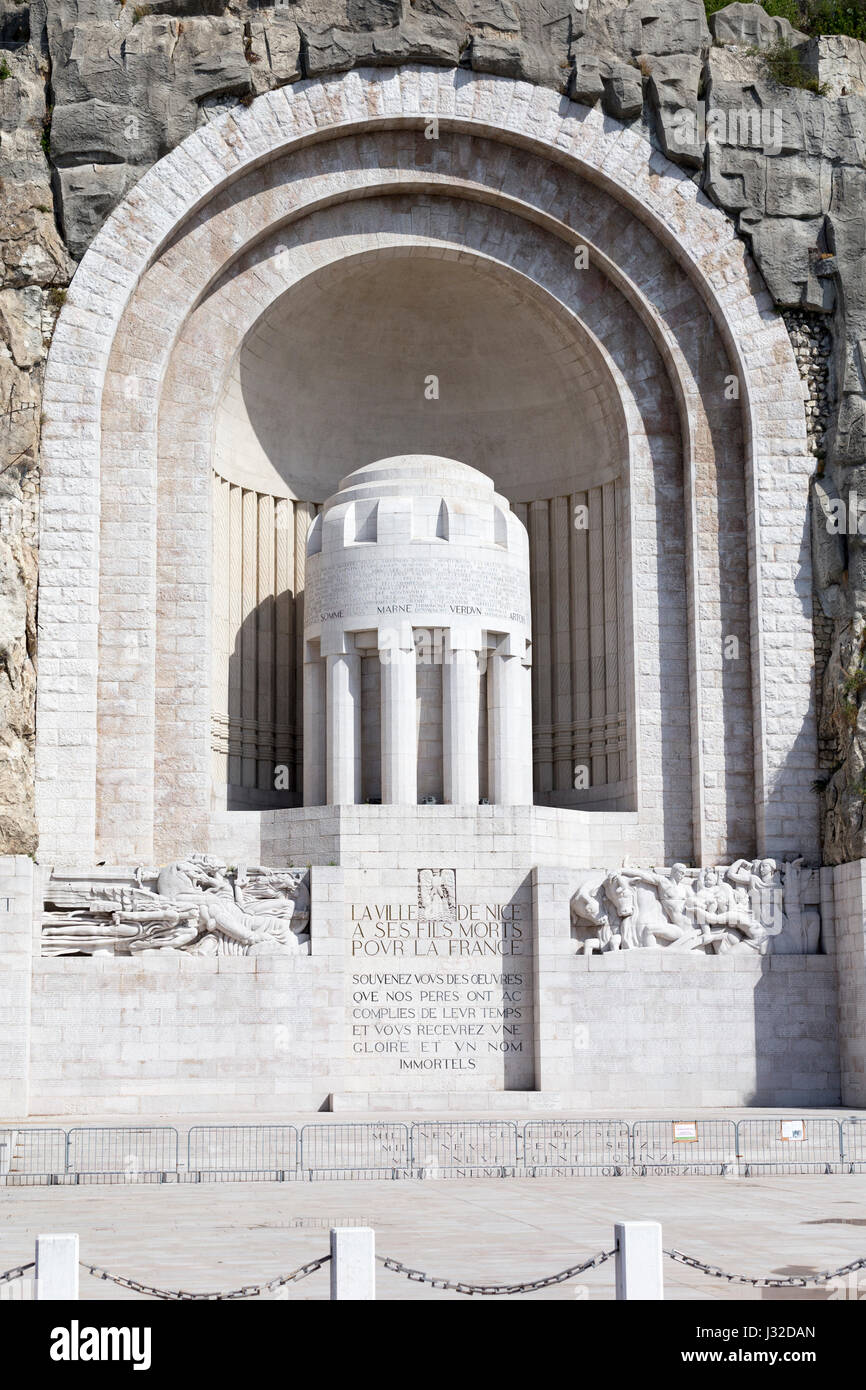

{"left": 842, "top": 1118, "right": 866, "bottom": 1170}
{"left": 632, "top": 1120, "right": 739, "bottom": 1173}
{"left": 300, "top": 1123, "right": 411, "bottom": 1175}
{"left": 65, "top": 1127, "right": 179, "bottom": 1176}
{"left": 0, "top": 1128, "right": 67, "bottom": 1178}
{"left": 2, "top": 1117, "right": 862, "bottom": 1182}
{"left": 411, "top": 1121, "right": 519, "bottom": 1171}
{"left": 522, "top": 1120, "right": 630, "bottom": 1172}
{"left": 0, "top": 1278, "right": 33, "bottom": 1301}
{"left": 187, "top": 1125, "right": 299, "bottom": 1177}
{"left": 736, "top": 1118, "right": 842, "bottom": 1173}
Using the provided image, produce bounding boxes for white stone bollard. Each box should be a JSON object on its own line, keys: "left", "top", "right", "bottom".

{"left": 614, "top": 1222, "right": 664, "bottom": 1300}
{"left": 35, "top": 1234, "right": 79, "bottom": 1301}
{"left": 330, "top": 1227, "right": 376, "bottom": 1300}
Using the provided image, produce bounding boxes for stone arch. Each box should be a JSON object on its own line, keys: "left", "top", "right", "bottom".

{"left": 161, "top": 215, "right": 647, "bottom": 855}
{"left": 36, "top": 65, "right": 816, "bottom": 869}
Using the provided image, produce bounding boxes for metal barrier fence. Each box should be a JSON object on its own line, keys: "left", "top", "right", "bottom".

{"left": 411, "top": 1121, "right": 520, "bottom": 1174}
{"left": 522, "top": 1120, "right": 630, "bottom": 1174}
{"left": 65, "top": 1127, "right": 179, "bottom": 1179}
{"left": 0, "top": 1128, "right": 67, "bottom": 1179}
{"left": 633, "top": 1120, "right": 739, "bottom": 1174}
{"left": 299, "top": 1123, "right": 412, "bottom": 1178}
{"left": 2, "top": 1118, "right": 865, "bottom": 1182}
{"left": 188, "top": 1126, "right": 299, "bottom": 1180}
{"left": 736, "top": 1118, "right": 842, "bottom": 1174}
{"left": 843, "top": 1118, "right": 866, "bottom": 1172}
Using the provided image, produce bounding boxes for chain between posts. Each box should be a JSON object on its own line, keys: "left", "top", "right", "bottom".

{"left": 664, "top": 1249, "right": 866, "bottom": 1288}
{"left": 77, "top": 1254, "right": 331, "bottom": 1300}
{"left": 9, "top": 1246, "right": 866, "bottom": 1298}
{"left": 376, "top": 1248, "right": 616, "bottom": 1295}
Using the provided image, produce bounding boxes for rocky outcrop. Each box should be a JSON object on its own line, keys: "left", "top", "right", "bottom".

{"left": 45, "top": 4, "right": 253, "bottom": 256}
{"left": 0, "top": 34, "right": 73, "bottom": 855}
{"left": 3, "top": 0, "right": 866, "bottom": 859}
{"left": 709, "top": 1, "right": 808, "bottom": 51}
{"left": 804, "top": 33, "right": 866, "bottom": 99}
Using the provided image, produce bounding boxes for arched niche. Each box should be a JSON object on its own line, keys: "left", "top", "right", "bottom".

{"left": 35, "top": 66, "right": 816, "bottom": 869}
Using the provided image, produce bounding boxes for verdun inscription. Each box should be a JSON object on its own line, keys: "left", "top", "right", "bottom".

{"left": 347, "top": 871, "right": 534, "bottom": 1087}
{"left": 304, "top": 554, "right": 529, "bottom": 629}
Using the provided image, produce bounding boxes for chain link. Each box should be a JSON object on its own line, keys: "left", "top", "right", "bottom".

{"left": 8, "top": 1244, "right": 863, "bottom": 1298}
{"left": 377, "top": 1248, "right": 615, "bottom": 1295}
{"left": 664, "top": 1248, "right": 866, "bottom": 1288}
{"left": 78, "top": 1254, "right": 331, "bottom": 1300}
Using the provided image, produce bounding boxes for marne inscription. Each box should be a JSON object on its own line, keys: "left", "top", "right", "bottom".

{"left": 306, "top": 555, "right": 528, "bottom": 628}
{"left": 349, "top": 902, "right": 529, "bottom": 1072}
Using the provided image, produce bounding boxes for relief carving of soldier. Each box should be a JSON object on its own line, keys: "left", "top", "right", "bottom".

{"left": 42, "top": 857, "right": 311, "bottom": 957}
{"left": 569, "top": 856, "right": 821, "bottom": 956}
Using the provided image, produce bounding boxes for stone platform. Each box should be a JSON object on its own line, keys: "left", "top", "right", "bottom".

{"left": 4, "top": 848, "right": 861, "bottom": 1118}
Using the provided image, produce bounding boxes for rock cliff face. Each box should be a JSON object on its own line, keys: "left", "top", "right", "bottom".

{"left": 3, "top": 0, "right": 866, "bottom": 860}
{"left": 0, "top": 22, "right": 72, "bottom": 855}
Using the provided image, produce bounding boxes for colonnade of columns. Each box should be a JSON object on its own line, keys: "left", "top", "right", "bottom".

{"left": 303, "top": 627, "right": 532, "bottom": 806}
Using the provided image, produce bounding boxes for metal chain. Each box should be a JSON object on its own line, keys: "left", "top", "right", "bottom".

{"left": 9, "top": 1246, "right": 864, "bottom": 1297}
{"left": 78, "top": 1254, "right": 331, "bottom": 1301}
{"left": 665, "top": 1249, "right": 866, "bottom": 1289}
{"left": 377, "top": 1248, "right": 615, "bottom": 1295}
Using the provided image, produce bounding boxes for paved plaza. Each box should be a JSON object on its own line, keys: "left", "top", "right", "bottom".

{"left": 2, "top": 1174, "right": 866, "bottom": 1302}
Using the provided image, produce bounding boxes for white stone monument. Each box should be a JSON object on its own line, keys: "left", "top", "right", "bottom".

{"left": 302, "top": 455, "right": 533, "bottom": 807}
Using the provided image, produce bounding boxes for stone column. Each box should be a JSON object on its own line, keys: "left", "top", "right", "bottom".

{"left": 303, "top": 643, "right": 326, "bottom": 806}
{"left": 380, "top": 628, "right": 417, "bottom": 805}
{"left": 326, "top": 649, "right": 361, "bottom": 805}
{"left": 443, "top": 633, "right": 480, "bottom": 804}
{"left": 488, "top": 637, "right": 533, "bottom": 804}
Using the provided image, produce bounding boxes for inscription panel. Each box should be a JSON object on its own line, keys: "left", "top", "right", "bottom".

{"left": 346, "top": 889, "right": 534, "bottom": 1090}
{"left": 305, "top": 554, "right": 529, "bottom": 629}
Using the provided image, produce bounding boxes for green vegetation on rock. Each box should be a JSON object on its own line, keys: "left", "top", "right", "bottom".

{"left": 706, "top": 0, "right": 866, "bottom": 40}
{"left": 807, "top": 2, "right": 866, "bottom": 40}
{"left": 765, "top": 38, "right": 828, "bottom": 89}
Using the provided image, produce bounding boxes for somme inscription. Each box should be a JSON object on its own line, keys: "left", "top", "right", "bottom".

{"left": 306, "top": 555, "right": 529, "bottom": 628}
{"left": 349, "top": 898, "right": 531, "bottom": 1078}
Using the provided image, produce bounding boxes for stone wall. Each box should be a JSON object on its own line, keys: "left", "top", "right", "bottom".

{"left": 0, "top": 855, "right": 36, "bottom": 1114}
{"left": 829, "top": 857, "right": 866, "bottom": 1105}
{"left": 534, "top": 867, "right": 841, "bottom": 1109}
{"left": 35, "top": 948, "right": 841, "bottom": 1118}
{"left": 4, "top": 1, "right": 866, "bottom": 859}
{"left": 29, "top": 952, "right": 318, "bottom": 1117}
{"left": 5, "top": 854, "right": 844, "bottom": 1118}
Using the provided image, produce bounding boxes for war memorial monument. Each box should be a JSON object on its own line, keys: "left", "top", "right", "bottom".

{"left": 3, "top": 0, "right": 866, "bottom": 1126}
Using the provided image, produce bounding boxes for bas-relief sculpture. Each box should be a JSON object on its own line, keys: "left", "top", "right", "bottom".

{"left": 418, "top": 868, "right": 457, "bottom": 921}
{"left": 41, "top": 856, "right": 310, "bottom": 957}
{"left": 570, "top": 858, "right": 822, "bottom": 955}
